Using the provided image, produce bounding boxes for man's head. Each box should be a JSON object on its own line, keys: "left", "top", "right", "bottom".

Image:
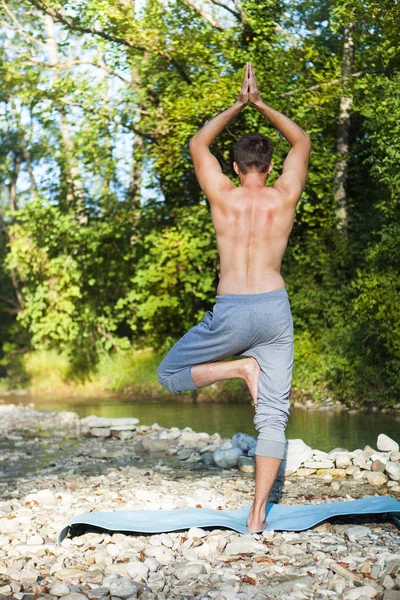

{"left": 233, "top": 133, "right": 274, "bottom": 179}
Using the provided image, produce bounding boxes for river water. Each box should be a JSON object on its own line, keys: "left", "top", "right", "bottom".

{"left": 9, "top": 396, "right": 400, "bottom": 452}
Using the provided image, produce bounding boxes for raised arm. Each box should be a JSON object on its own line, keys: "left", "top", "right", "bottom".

{"left": 188, "top": 64, "right": 250, "bottom": 203}
{"left": 249, "top": 63, "right": 311, "bottom": 203}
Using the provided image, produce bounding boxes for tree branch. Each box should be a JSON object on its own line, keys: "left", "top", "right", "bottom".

{"left": 57, "top": 98, "right": 156, "bottom": 140}
{"left": 21, "top": 55, "right": 140, "bottom": 90}
{"left": 207, "top": 0, "right": 241, "bottom": 19}
{"left": 1, "top": 1, "right": 46, "bottom": 47}
{"left": 26, "top": 0, "right": 192, "bottom": 84}
{"left": 183, "top": 0, "right": 225, "bottom": 30}
{"left": 283, "top": 71, "right": 366, "bottom": 97}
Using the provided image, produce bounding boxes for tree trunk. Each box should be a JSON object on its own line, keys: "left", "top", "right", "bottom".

{"left": 127, "top": 133, "right": 143, "bottom": 209}
{"left": 45, "top": 14, "right": 87, "bottom": 223}
{"left": 334, "top": 22, "right": 355, "bottom": 234}
{"left": 7, "top": 152, "right": 25, "bottom": 309}
{"left": 9, "top": 152, "right": 22, "bottom": 213}
{"left": 10, "top": 104, "right": 38, "bottom": 201}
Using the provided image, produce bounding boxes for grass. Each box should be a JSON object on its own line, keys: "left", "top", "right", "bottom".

{"left": 0, "top": 347, "right": 250, "bottom": 402}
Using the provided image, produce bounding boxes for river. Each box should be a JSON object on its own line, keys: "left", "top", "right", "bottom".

{"left": 8, "top": 396, "right": 400, "bottom": 452}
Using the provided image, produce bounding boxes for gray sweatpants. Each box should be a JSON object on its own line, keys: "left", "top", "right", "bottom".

{"left": 157, "top": 288, "right": 294, "bottom": 460}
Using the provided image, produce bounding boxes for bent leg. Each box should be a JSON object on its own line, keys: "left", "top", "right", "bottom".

{"left": 191, "top": 356, "right": 260, "bottom": 403}
{"left": 157, "top": 306, "right": 251, "bottom": 395}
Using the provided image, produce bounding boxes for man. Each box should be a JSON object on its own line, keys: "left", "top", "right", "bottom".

{"left": 157, "top": 62, "right": 311, "bottom": 532}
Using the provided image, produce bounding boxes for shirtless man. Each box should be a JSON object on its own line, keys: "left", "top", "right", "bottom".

{"left": 157, "top": 63, "right": 311, "bottom": 532}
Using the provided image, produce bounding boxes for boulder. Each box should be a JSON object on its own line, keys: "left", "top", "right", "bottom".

{"left": 334, "top": 453, "right": 352, "bottom": 469}
{"left": 213, "top": 446, "right": 243, "bottom": 468}
{"left": 140, "top": 436, "right": 172, "bottom": 453}
{"left": 90, "top": 428, "right": 111, "bottom": 438}
{"left": 377, "top": 434, "right": 399, "bottom": 453}
{"left": 231, "top": 432, "right": 257, "bottom": 453}
{"left": 367, "top": 471, "right": 388, "bottom": 486}
{"left": 371, "top": 460, "right": 386, "bottom": 472}
{"left": 386, "top": 461, "right": 400, "bottom": 481}
{"left": 81, "top": 416, "right": 139, "bottom": 428}
{"left": 279, "top": 439, "right": 313, "bottom": 475}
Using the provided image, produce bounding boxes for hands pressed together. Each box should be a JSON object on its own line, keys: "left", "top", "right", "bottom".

{"left": 238, "top": 62, "right": 262, "bottom": 107}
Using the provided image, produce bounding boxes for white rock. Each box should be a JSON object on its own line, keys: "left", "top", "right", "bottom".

{"left": 179, "top": 431, "right": 204, "bottom": 447}
{"left": 0, "top": 517, "right": 17, "bottom": 533}
{"left": 346, "top": 526, "right": 372, "bottom": 542}
{"left": 109, "top": 578, "right": 143, "bottom": 598}
{"left": 144, "top": 557, "right": 160, "bottom": 572}
{"left": 370, "top": 452, "right": 389, "bottom": 464}
{"left": 156, "top": 549, "right": 175, "bottom": 565}
{"left": 386, "top": 461, "right": 400, "bottom": 481}
{"left": 377, "top": 434, "right": 399, "bottom": 453}
{"left": 367, "top": 471, "right": 388, "bottom": 486}
{"left": 335, "top": 453, "right": 352, "bottom": 468}
{"left": 343, "top": 585, "right": 380, "bottom": 599}
{"left": 125, "top": 561, "right": 149, "bottom": 581}
{"left": 18, "top": 569, "right": 40, "bottom": 583}
{"left": 175, "top": 562, "right": 207, "bottom": 580}
{"left": 353, "top": 455, "right": 371, "bottom": 470}
{"left": 90, "top": 428, "right": 111, "bottom": 437}
{"left": 57, "top": 411, "right": 80, "bottom": 427}
{"left": 49, "top": 582, "right": 71, "bottom": 597}
{"left": 279, "top": 439, "right": 313, "bottom": 475}
{"left": 81, "top": 416, "right": 139, "bottom": 428}
{"left": 187, "top": 527, "right": 208, "bottom": 538}
{"left": 27, "top": 534, "right": 44, "bottom": 545}
{"left": 225, "top": 537, "right": 266, "bottom": 555}
{"left": 25, "top": 488, "right": 58, "bottom": 505}
{"left": 303, "top": 460, "right": 335, "bottom": 469}
{"left": 159, "top": 533, "right": 173, "bottom": 548}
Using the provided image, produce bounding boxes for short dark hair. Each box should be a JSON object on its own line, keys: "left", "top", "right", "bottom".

{"left": 233, "top": 133, "right": 274, "bottom": 175}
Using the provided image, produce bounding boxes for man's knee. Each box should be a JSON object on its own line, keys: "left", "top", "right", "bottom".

{"left": 253, "top": 392, "right": 290, "bottom": 459}
{"left": 157, "top": 361, "right": 171, "bottom": 391}
{"left": 157, "top": 362, "right": 196, "bottom": 395}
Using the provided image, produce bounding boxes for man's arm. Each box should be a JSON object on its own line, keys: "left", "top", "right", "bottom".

{"left": 189, "top": 65, "right": 250, "bottom": 203}
{"left": 249, "top": 63, "right": 311, "bottom": 203}
{"left": 189, "top": 101, "right": 245, "bottom": 202}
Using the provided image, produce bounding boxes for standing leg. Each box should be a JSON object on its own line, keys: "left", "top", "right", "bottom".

{"left": 241, "top": 299, "right": 294, "bottom": 533}
{"left": 246, "top": 456, "right": 282, "bottom": 531}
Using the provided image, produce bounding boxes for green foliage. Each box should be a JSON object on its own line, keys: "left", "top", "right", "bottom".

{"left": 0, "top": 0, "right": 399, "bottom": 405}
{"left": 116, "top": 203, "right": 219, "bottom": 354}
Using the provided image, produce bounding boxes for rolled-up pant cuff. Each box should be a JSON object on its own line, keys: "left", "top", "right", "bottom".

{"left": 255, "top": 437, "right": 287, "bottom": 459}
{"left": 160, "top": 365, "right": 198, "bottom": 394}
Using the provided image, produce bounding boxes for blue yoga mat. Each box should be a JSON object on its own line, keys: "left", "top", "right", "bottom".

{"left": 57, "top": 495, "right": 400, "bottom": 544}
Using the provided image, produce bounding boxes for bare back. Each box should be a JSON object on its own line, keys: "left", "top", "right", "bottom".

{"left": 188, "top": 91, "right": 311, "bottom": 296}
{"left": 211, "top": 186, "right": 296, "bottom": 295}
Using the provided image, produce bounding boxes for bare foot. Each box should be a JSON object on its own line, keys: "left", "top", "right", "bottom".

{"left": 241, "top": 357, "right": 261, "bottom": 406}
{"left": 246, "top": 504, "right": 267, "bottom": 533}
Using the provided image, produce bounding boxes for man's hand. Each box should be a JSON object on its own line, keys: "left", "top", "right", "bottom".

{"left": 237, "top": 62, "right": 250, "bottom": 106}
{"left": 249, "top": 62, "right": 262, "bottom": 106}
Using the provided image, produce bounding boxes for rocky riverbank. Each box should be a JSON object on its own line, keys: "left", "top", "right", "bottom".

{"left": 0, "top": 402, "right": 399, "bottom": 600}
